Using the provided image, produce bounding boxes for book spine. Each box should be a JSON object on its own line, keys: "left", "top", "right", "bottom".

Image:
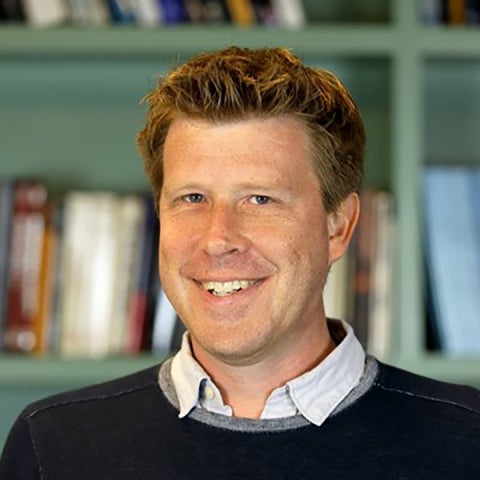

{"left": 21, "top": 0, "right": 69, "bottom": 27}
{"left": 105, "top": 0, "right": 136, "bottom": 24}
{"left": 201, "top": 0, "right": 231, "bottom": 23}
{"left": 0, "top": 181, "right": 14, "bottom": 347}
{"left": 423, "top": 166, "right": 480, "bottom": 356}
{"left": 224, "top": 0, "right": 256, "bottom": 26}
{"left": 271, "top": 0, "right": 306, "bottom": 29}
{"left": 4, "top": 181, "right": 48, "bottom": 353}
{"left": 158, "top": 0, "right": 189, "bottom": 23}
{"left": 32, "top": 202, "right": 59, "bottom": 355}
{"left": 351, "top": 190, "right": 378, "bottom": 348}
{"left": 127, "top": 195, "right": 158, "bottom": 353}
{"left": 446, "top": 0, "right": 466, "bottom": 24}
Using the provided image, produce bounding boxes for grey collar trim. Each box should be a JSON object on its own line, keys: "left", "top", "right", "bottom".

{"left": 158, "top": 355, "right": 378, "bottom": 432}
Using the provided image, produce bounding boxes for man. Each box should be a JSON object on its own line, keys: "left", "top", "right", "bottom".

{"left": 1, "top": 46, "right": 478, "bottom": 479}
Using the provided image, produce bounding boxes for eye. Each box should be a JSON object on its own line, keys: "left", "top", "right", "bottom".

{"left": 184, "top": 193, "right": 205, "bottom": 204}
{"left": 250, "top": 195, "right": 271, "bottom": 205}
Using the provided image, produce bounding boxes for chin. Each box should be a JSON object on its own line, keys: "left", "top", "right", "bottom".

{"left": 196, "top": 331, "right": 273, "bottom": 367}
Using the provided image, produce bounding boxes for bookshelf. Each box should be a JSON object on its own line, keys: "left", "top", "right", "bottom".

{"left": 1, "top": 0, "right": 480, "bottom": 446}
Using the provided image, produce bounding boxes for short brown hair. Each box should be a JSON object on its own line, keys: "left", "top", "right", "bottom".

{"left": 137, "top": 46, "right": 365, "bottom": 212}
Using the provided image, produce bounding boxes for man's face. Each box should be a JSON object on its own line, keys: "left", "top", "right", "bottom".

{"left": 159, "top": 116, "right": 351, "bottom": 367}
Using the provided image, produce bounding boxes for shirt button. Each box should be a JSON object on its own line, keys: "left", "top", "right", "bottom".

{"left": 204, "top": 386, "right": 215, "bottom": 400}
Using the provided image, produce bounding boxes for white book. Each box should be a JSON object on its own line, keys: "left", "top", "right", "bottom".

{"left": 131, "top": 0, "right": 162, "bottom": 26}
{"left": 367, "top": 191, "right": 395, "bottom": 360}
{"left": 60, "top": 192, "right": 120, "bottom": 357}
{"left": 22, "top": 0, "right": 68, "bottom": 27}
{"left": 271, "top": 0, "right": 306, "bottom": 29}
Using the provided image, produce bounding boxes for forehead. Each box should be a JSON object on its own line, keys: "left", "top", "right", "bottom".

{"left": 163, "top": 115, "right": 312, "bottom": 167}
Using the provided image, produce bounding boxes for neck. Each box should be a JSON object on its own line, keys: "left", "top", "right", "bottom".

{"left": 192, "top": 321, "right": 336, "bottom": 419}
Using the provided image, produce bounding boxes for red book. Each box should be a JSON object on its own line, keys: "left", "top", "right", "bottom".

{"left": 4, "top": 181, "right": 48, "bottom": 353}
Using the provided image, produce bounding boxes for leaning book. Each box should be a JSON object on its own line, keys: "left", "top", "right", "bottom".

{"left": 423, "top": 165, "right": 480, "bottom": 356}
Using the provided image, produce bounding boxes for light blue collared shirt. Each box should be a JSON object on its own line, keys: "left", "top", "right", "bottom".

{"left": 170, "top": 319, "right": 365, "bottom": 426}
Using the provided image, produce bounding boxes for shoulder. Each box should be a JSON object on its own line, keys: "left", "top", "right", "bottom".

{"left": 373, "top": 360, "right": 480, "bottom": 417}
{"left": 21, "top": 363, "right": 163, "bottom": 421}
{"left": 0, "top": 364, "right": 167, "bottom": 479}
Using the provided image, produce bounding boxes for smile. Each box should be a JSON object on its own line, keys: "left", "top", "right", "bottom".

{"left": 200, "top": 280, "right": 259, "bottom": 297}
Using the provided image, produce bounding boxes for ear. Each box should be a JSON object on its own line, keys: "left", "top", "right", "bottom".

{"left": 327, "top": 192, "right": 360, "bottom": 265}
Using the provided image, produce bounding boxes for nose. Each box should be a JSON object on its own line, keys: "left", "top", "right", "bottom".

{"left": 201, "top": 202, "right": 248, "bottom": 257}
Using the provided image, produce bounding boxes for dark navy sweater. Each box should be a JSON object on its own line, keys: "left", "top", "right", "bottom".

{"left": 1, "top": 359, "right": 479, "bottom": 479}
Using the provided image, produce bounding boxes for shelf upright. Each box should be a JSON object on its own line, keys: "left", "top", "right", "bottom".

{"left": 389, "top": 0, "right": 425, "bottom": 368}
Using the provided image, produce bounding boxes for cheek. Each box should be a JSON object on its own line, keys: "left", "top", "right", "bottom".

{"left": 160, "top": 219, "right": 194, "bottom": 256}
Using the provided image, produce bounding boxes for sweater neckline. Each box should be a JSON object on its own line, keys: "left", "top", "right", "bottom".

{"left": 158, "top": 355, "right": 379, "bottom": 433}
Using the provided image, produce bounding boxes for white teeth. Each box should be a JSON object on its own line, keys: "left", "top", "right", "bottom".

{"left": 201, "top": 280, "right": 257, "bottom": 297}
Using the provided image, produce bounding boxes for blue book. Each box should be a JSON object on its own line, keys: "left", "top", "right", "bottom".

{"left": 468, "top": 167, "right": 480, "bottom": 284}
{"left": 158, "top": 0, "right": 189, "bottom": 23}
{"left": 105, "top": 0, "right": 136, "bottom": 24}
{"left": 423, "top": 166, "right": 480, "bottom": 356}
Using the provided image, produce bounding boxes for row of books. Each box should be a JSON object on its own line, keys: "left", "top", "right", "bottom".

{"left": 423, "top": 165, "right": 480, "bottom": 357}
{"left": 0, "top": 0, "right": 306, "bottom": 29}
{"left": 0, "top": 179, "right": 397, "bottom": 359}
{"left": 324, "top": 189, "right": 396, "bottom": 360}
{"left": 420, "top": 0, "right": 480, "bottom": 25}
{"left": 0, "top": 181, "right": 185, "bottom": 358}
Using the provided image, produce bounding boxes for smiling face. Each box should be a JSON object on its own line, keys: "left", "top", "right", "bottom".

{"left": 159, "top": 116, "right": 356, "bottom": 368}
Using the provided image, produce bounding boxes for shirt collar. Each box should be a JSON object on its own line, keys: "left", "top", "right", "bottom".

{"left": 170, "top": 319, "right": 365, "bottom": 425}
{"left": 283, "top": 319, "right": 365, "bottom": 425}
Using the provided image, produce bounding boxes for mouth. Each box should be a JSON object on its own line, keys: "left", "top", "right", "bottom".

{"left": 200, "top": 279, "right": 259, "bottom": 297}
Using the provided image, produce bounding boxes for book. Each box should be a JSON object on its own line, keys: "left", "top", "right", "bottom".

{"left": 127, "top": 195, "right": 159, "bottom": 353}
{"left": 105, "top": 0, "right": 136, "bottom": 23}
{"left": 201, "top": 0, "right": 231, "bottom": 23}
{"left": 65, "top": 0, "right": 91, "bottom": 24}
{"left": 418, "top": 0, "right": 445, "bottom": 25}
{"left": 271, "top": 0, "right": 305, "bottom": 29}
{"left": 423, "top": 166, "right": 480, "bottom": 356}
{"left": 0, "top": 180, "right": 14, "bottom": 346}
{"left": 251, "top": 0, "right": 279, "bottom": 26}
{"left": 65, "top": 0, "right": 110, "bottom": 25}
{"left": 466, "top": 0, "right": 480, "bottom": 23}
{"left": 109, "top": 194, "right": 147, "bottom": 354}
{"left": 225, "top": 0, "right": 256, "bottom": 26}
{"left": 32, "top": 202, "right": 59, "bottom": 355}
{"left": 60, "top": 192, "right": 121, "bottom": 357}
{"left": 351, "top": 189, "right": 378, "bottom": 348}
{"left": 151, "top": 280, "right": 178, "bottom": 356}
{"left": 446, "top": 0, "right": 466, "bottom": 24}
{"left": 367, "top": 191, "right": 395, "bottom": 359}
{"left": 21, "top": 0, "right": 68, "bottom": 27}
{"left": 131, "top": 0, "right": 162, "bottom": 26}
{"left": 4, "top": 181, "right": 48, "bottom": 353}
{"left": 158, "top": 0, "right": 189, "bottom": 23}
{"left": 0, "top": 0, "right": 25, "bottom": 21}
{"left": 183, "top": 0, "right": 206, "bottom": 22}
